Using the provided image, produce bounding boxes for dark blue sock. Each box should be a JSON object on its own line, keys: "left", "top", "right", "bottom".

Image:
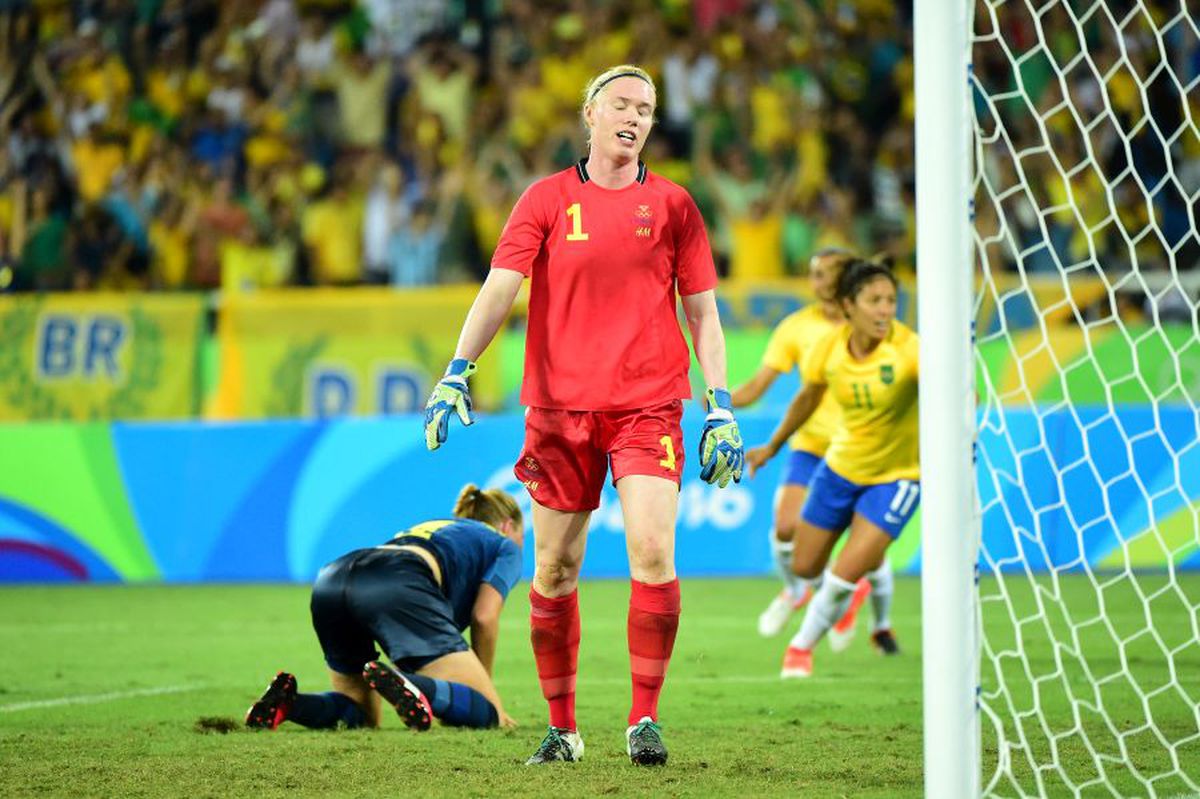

{"left": 403, "top": 673, "right": 498, "bottom": 728}
{"left": 288, "top": 691, "right": 365, "bottom": 729}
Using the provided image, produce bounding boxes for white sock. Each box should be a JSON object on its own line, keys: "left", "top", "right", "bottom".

{"left": 867, "top": 558, "right": 895, "bottom": 632}
{"left": 769, "top": 532, "right": 809, "bottom": 599}
{"left": 789, "top": 572, "right": 857, "bottom": 650}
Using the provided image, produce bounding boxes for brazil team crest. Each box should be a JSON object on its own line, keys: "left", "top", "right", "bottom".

{"left": 880, "top": 364, "right": 895, "bottom": 384}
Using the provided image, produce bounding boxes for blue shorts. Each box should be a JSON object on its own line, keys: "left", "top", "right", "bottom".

{"left": 781, "top": 449, "right": 823, "bottom": 487}
{"left": 800, "top": 462, "right": 920, "bottom": 539}
{"left": 310, "top": 548, "right": 468, "bottom": 675}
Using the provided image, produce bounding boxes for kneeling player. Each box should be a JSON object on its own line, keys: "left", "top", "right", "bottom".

{"left": 245, "top": 484, "right": 523, "bottom": 731}
{"left": 747, "top": 259, "right": 917, "bottom": 677}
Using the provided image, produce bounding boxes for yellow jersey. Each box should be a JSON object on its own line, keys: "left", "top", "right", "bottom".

{"left": 761, "top": 304, "right": 843, "bottom": 456}
{"left": 802, "top": 320, "right": 920, "bottom": 484}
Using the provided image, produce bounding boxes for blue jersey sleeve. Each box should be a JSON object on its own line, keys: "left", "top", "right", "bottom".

{"left": 481, "top": 539, "right": 522, "bottom": 599}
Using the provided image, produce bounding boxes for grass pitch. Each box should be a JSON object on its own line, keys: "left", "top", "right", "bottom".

{"left": 0, "top": 578, "right": 921, "bottom": 798}
{"left": 1, "top": 575, "right": 1197, "bottom": 798}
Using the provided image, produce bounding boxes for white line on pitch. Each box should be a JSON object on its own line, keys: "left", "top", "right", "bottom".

{"left": 0, "top": 684, "right": 204, "bottom": 713}
{"left": 495, "top": 674, "right": 916, "bottom": 687}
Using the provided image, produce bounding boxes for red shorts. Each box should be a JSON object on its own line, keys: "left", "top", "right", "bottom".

{"left": 514, "top": 401, "right": 684, "bottom": 512}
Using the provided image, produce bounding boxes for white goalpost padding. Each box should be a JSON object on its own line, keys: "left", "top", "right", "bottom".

{"left": 922, "top": 1, "right": 1200, "bottom": 797}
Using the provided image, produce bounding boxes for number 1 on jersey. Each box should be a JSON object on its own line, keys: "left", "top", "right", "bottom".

{"left": 566, "top": 202, "right": 589, "bottom": 241}
{"left": 659, "top": 435, "right": 676, "bottom": 472}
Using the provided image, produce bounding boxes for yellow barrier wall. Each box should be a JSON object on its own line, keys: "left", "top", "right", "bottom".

{"left": 0, "top": 293, "right": 205, "bottom": 420}
{"left": 0, "top": 275, "right": 1118, "bottom": 420}
{"left": 210, "top": 286, "right": 508, "bottom": 418}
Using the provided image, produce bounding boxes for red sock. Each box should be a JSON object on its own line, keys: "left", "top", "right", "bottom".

{"left": 529, "top": 587, "right": 580, "bottom": 731}
{"left": 627, "top": 578, "right": 681, "bottom": 725}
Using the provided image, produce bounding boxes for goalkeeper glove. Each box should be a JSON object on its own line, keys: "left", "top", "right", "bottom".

{"left": 424, "top": 358, "right": 477, "bottom": 451}
{"left": 698, "top": 387, "right": 744, "bottom": 488}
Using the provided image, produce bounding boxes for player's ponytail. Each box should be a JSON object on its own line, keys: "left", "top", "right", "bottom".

{"left": 814, "top": 248, "right": 856, "bottom": 292}
{"left": 871, "top": 251, "right": 897, "bottom": 271}
{"left": 453, "top": 484, "right": 523, "bottom": 533}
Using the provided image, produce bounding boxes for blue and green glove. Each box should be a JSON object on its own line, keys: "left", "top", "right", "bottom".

{"left": 698, "top": 387, "right": 744, "bottom": 488}
{"left": 424, "top": 358, "right": 477, "bottom": 451}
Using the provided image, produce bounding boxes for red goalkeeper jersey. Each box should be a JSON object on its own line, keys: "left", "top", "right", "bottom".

{"left": 491, "top": 160, "right": 717, "bottom": 411}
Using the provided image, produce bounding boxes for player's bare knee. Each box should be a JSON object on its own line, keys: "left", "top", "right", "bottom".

{"left": 773, "top": 519, "right": 799, "bottom": 543}
{"left": 533, "top": 560, "right": 579, "bottom": 596}
{"left": 629, "top": 546, "right": 673, "bottom": 582}
{"left": 791, "top": 552, "right": 823, "bottom": 580}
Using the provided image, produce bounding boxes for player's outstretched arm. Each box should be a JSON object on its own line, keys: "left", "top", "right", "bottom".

{"left": 423, "top": 269, "right": 524, "bottom": 451}
{"left": 746, "top": 383, "right": 826, "bottom": 477}
{"left": 731, "top": 365, "right": 782, "bottom": 408}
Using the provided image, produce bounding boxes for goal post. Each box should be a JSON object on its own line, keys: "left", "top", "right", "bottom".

{"left": 921, "top": 1, "right": 1200, "bottom": 796}
{"left": 915, "top": 1, "right": 980, "bottom": 797}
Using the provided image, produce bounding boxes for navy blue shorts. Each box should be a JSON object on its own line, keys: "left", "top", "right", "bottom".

{"left": 310, "top": 548, "right": 468, "bottom": 676}
{"left": 800, "top": 462, "right": 921, "bottom": 539}
{"left": 781, "top": 449, "right": 823, "bottom": 487}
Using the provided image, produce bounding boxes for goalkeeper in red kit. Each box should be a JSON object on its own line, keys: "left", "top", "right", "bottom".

{"left": 423, "top": 64, "right": 743, "bottom": 767}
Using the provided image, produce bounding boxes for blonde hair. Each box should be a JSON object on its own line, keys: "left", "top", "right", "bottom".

{"left": 811, "top": 248, "right": 856, "bottom": 286}
{"left": 580, "top": 64, "right": 656, "bottom": 132}
{"left": 453, "top": 484, "right": 523, "bottom": 533}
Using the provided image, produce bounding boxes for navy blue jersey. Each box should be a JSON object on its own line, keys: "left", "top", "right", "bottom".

{"left": 385, "top": 518, "right": 522, "bottom": 631}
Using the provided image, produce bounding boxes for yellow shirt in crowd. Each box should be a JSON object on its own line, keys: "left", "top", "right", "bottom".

{"left": 729, "top": 211, "right": 785, "bottom": 280}
{"left": 801, "top": 320, "right": 920, "bottom": 485}
{"left": 302, "top": 197, "right": 363, "bottom": 285}
{"left": 149, "top": 221, "right": 189, "bottom": 288}
{"left": 71, "top": 138, "right": 124, "bottom": 202}
{"left": 761, "top": 304, "right": 844, "bottom": 456}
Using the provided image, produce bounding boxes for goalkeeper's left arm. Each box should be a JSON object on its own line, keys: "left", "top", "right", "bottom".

{"left": 682, "top": 290, "right": 744, "bottom": 487}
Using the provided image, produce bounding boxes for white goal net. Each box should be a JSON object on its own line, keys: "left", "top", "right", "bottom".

{"left": 971, "top": 1, "right": 1200, "bottom": 796}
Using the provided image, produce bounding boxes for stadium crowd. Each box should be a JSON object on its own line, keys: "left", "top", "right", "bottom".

{"left": 0, "top": 0, "right": 1194, "bottom": 295}
{"left": 972, "top": 0, "right": 1200, "bottom": 285}
{"left": 0, "top": 0, "right": 916, "bottom": 292}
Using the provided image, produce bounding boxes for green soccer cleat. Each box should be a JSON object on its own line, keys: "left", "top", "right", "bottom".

{"left": 626, "top": 716, "right": 668, "bottom": 766}
{"left": 525, "top": 726, "right": 584, "bottom": 764}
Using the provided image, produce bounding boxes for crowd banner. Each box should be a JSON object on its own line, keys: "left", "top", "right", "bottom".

{"left": 0, "top": 275, "right": 1114, "bottom": 422}
{"left": 0, "top": 293, "right": 205, "bottom": 421}
{"left": 2, "top": 409, "right": 1197, "bottom": 584}
{"left": 209, "top": 286, "right": 516, "bottom": 418}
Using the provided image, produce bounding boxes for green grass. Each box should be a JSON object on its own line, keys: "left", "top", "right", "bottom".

{"left": 0, "top": 578, "right": 922, "bottom": 798}
{"left": 978, "top": 572, "right": 1200, "bottom": 798}
{"left": 1, "top": 575, "right": 1198, "bottom": 798}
